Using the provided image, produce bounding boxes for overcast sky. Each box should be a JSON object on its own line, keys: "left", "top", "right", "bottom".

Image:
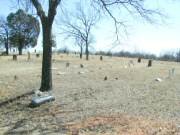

{"left": 0, "top": 0, "right": 180, "bottom": 56}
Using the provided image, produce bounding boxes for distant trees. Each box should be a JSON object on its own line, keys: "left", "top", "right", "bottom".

{"left": 0, "top": 17, "right": 10, "bottom": 55}
{"left": 75, "top": 35, "right": 84, "bottom": 59}
{"left": 7, "top": 9, "right": 40, "bottom": 55}
{"left": 176, "top": 50, "right": 180, "bottom": 62}
{"left": 60, "top": 2, "right": 99, "bottom": 60}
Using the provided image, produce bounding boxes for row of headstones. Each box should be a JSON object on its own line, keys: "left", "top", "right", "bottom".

{"left": 99, "top": 56, "right": 152, "bottom": 67}
{"left": 12, "top": 53, "right": 152, "bottom": 68}
{"left": 138, "top": 57, "right": 152, "bottom": 67}
{"left": 12, "top": 53, "right": 40, "bottom": 61}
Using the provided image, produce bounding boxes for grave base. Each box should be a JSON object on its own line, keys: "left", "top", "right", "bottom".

{"left": 30, "top": 95, "right": 55, "bottom": 107}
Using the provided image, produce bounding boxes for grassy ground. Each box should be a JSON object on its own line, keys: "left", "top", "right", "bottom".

{"left": 0, "top": 53, "right": 180, "bottom": 134}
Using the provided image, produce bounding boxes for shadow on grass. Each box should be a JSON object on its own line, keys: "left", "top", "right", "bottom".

{"left": 0, "top": 97, "right": 71, "bottom": 135}
{"left": 4, "top": 118, "right": 68, "bottom": 135}
{"left": 0, "top": 91, "right": 33, "bottom": 107}
{"left": 4, "top": 119, "right": 36, "bottom": 135}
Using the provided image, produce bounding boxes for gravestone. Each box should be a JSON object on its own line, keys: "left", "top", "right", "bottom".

{"left": 13, "top": 55, "right": 17, "bottom": 61}
{"left": 36, "top": 53, "right": 40, "bottom": 58}
{"left": 148, "top": 60, "right": 152, "bottom": 67}
{"left": 100, "top": 56, "right": 103, "bottom": 61}
{"left": 14, "top": 75, "right": 18, "bottom": 80}
{"left": 30, "top": 90, "right": 55, "bottom": 107}
{"left": 66, "top": 62, "right": 70, "bottom": 67}
{"left": 80, "top": 64, "right": 84, "bottom": 68}
{"left": 168, "top": 68, "right": 175, "bottom": 78}
{"left": 138, "top": 57, "right": 141, "bottom": 63}
{"left": 128, "top": 60, "right": 134, "bottom": 67}
{"left": 28, "top": 52, "right": 30, "bottom": 60}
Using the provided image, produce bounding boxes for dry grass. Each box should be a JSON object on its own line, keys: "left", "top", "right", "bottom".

{"left": 66, "top": 115, "right": 178, "bottom": 135}
{"left": 0, "top": 53, "right": 180, "bottom": 134}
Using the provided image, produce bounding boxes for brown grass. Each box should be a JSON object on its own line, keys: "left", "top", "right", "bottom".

{"left": 66, "top": 115, "right": 178, "bottom": 135}
{"left": 0, "top": 53, "right": 180, "bottom": 134}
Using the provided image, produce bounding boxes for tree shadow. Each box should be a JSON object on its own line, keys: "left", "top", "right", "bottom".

{"left": 4, "top": 119, "right": 37, "bottom": 135}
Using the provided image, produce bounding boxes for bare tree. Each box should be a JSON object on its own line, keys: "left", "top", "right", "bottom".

{"left": 75, "top": 34, "right": 84, "bottom": 59}
{"left": 91, "top": 0, "right": 162, "bottom": 41}
{"left": 30, "top": 0, "right": 61, "bottom": 92}
{"left": 60, "top": 2, "right": 99, "bottom": 60}
{"left": 0, "top": 17, "right": 10, "bottom": 55}
{"left": 15, "top": 0, "right": 162, "bottom": 92}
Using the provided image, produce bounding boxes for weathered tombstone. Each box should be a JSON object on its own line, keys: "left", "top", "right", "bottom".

{"left": 148, "top": 60, "right": 152, "bottom": 67}
{"left": 66, "top": 62, "right": 70, "bottom": 67}
{"left": 30, "top": 91, "right": 55, "bottom": 107}
{"left": 138, "top": 57, "right": 141, "bottom": 63}
{"left": 168, "top": 68, "right": 175, "bottom": 78}
{"left": 14, "top": 75, "right": 18, "bottom": 80}
{"left": 36, "top": 53, "right": 40, "bottom": 58}
{"left": 155, "top": 78, "right": 162, "bottom": 82}
{"left": 128, "top": 60, "right": 134, "bottom": 67}
{"left": 13, "top": 55, "right": 17, "bottom": 61}
{"left": 27, "top": 52, "right": 30, "bottom": 60}
{"left": 80, "top": 64, "right": 84, "bottom": 68}
{"left": 172, "top": 68, "right": 175, "bottom": 75}
{"left": 104, "top": 76, "right": 107, "bottom": 81}
{"left": 100, "top": 56, "right": 103, "bottom": 61}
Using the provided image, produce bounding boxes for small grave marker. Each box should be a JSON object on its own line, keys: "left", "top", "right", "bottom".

{"left": 138, "top": 57, "right": 141, "bottom": 63}
{"left": 100, "top": 56, "right": 103, "bottom": 61}
{"left": 80, "top": 64, "right": 84, "bottom": 68}
{"left": 36, "top": 53, "right": 40, "bottom": 58}
{"left": 28, "top": 52, "right": 30, "bottom": 60}
{"left": 13, "top": 55, "right": 17, "bottom": 61}
{"left": 148, "top": 60, "right": 152, "bottom": 67}
{"left": 66, "top": 62, "right": 70, "bottom": 67}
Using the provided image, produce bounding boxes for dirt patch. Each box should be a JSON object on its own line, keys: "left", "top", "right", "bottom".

{"left": 66, "top": 115, "right": 179, "bottom": 135}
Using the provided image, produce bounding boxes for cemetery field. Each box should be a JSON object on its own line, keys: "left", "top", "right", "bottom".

{"left": 0, "top": 54, "right": 180, "bottom": 134}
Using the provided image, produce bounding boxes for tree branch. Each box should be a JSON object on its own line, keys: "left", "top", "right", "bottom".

{"left": 48, "top": 0, "right": 61, "bottom": 24}
{"left": 31, "top": 0, "right": 46, "bottom": 21}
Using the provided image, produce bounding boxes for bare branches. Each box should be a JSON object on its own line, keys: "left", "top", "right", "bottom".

{"left": 48, "top": 0, "right": 62, "bottom": 24}
{"left": 59, "top": 1, "right": 99, "bottom": 60}
{"left": 59, "top": 1, "right": 99, "bottom": 45}
{"left": 31, "top": 0, "right": 46, "bottom": 21}
{"left": 91, "top": 0, "right": 163, "bottom": 42}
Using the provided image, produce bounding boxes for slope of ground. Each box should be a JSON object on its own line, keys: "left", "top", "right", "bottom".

{"left": 0, "top": 54, "right": 180, "bottom": 134}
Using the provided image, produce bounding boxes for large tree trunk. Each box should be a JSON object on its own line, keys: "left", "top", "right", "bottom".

{"left": 18, "top": 46, "right": 22, "bottom": 55}
{"left": 5, "top": 40, "right": 9, "bottom": 55}
{"left": 40, "top": 20, "right": 53, "bottom": 92}
{"left": 85, "top": 41, "right": 89, "bottom": 60}
{"left": 31, "top": 0, "right": 61, "bottom": 92}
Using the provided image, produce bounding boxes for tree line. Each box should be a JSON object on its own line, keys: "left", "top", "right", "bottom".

{"left": 95, "top": 50, "right": 180, "bottom": 62}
